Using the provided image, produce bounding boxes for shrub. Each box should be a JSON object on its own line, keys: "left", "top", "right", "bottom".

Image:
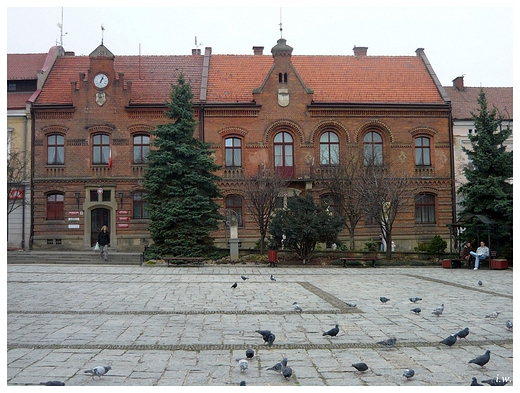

{"left": 426, "top": 235, "right": 447, "bottom": 254}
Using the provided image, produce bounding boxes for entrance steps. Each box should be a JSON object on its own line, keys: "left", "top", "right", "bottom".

{"left": 7, "top": 250, "right": 142, "bottom": 265}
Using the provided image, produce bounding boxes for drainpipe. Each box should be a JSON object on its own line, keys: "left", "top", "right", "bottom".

{"left": 21, "top": 116, "right": 28, "bottom": 249}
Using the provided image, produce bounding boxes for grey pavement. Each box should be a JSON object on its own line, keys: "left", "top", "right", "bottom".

{"left": 6, "top": 263, "right": 513, "bottom": 386}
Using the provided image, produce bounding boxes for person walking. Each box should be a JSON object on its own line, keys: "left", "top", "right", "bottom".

{"left": 97, "top": 225, "right": 110, "bottom": 261}
{"left": 469, "top": 241, "right": 489, "bottom": 270}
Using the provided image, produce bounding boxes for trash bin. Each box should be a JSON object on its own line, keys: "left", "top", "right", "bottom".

{"left": 268, "top": 250, "right": 278, "bottom": 262}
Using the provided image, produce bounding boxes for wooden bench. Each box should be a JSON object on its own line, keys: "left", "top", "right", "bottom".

{"left": 163, "top": 256, "right": 205, "bottom": 267}
{"left": 456, "top": 250, "right": 496, "bottom": 269}
{"left": 339, "top": 257, "right": 379, "bottom": 268}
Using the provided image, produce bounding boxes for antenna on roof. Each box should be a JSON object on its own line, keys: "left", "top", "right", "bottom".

{"left": 279, "top": 7, "right": 283, "bottom": 38}
{"left": 101, "top": 24, "right": 105, "bottom": 45}
{"left": 56, "top": 7, "right": 67, "bottom": 47}
{"left": 195, "top": 36, "right": 203, "bottom": 48}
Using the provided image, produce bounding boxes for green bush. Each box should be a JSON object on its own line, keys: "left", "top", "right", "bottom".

{"left": 364, "top": 240, "right": 379, "bottom": 252}
{"left": 426, "top": 235, "right": 447, "bottom": 254}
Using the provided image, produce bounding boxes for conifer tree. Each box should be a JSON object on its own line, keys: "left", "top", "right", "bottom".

{"left": 144, "top": 74, "right": 222, "bottom": 257}
{"left": 457, "top": 89, "right": 512, "bottom": 256}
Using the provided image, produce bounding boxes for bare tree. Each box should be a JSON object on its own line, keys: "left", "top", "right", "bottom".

{"left": 317, "top": 153, "right": 364, "bottom": 250}
{"left": 243, "top": 167, "right": 289, "bottom": 253}
{"left": 7, "top": 149, "right": 28, "bottom": 217}
{"left": 358, "top": 165, "right": 416, "bottom": 259}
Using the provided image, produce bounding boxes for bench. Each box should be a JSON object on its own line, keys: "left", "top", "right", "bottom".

{"left": 339, "top": 257, "right": 379, "bottom": 268}
{"left": 163, "top": 256, "right": 205, "bottom": 267}
{"left": 455, "top": 250, "right": 496, "bottom": 269}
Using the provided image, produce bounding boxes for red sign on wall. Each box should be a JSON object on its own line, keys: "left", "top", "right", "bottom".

{"left": 117, "top": 223, "right": 129, "bottom": 228}
{"left": 117, "top": 216, "right": 130, "bottom": 221}
{"left": 9, "top": 189, "right": 23, "bottom": 200}
{"left": 118, "top": 210, "right": 129, "bottom": 215}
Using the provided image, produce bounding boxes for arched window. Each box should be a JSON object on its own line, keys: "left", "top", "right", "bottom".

{"left": 363, "top": 131, "right": 383, "bottom": 166}
{"left": 321, "top": 194, "right": 340, "bottom": 217}
{"left": 133, "top": 192, "right": 149, "bottom": 219}
{"left": 46, "top": 193, "right": 64, "bottom": 220}
{"left": 225, "top": 137, "right": 242, "bottom": 167}
{"left": 47, "top": 134, "right": 64, "bottom": 165}
{"left": 225, "top": 194, "right": 243, "bottom": 227}
{"left": 415, "top": 193, "right": 436, "bottom": 224}
{"left": 133, "top": 134, "right": 150, "bottom": 164}
{"left": 320, "top": 131, "right": 340, "bottom": 166}
{"left": 274, "top": 131, "right": 294, "bottom": 178}
{"left": 415, "top": 136, "right": 431, "bottom": 166}
{"left": 92, "top": 134, "right": 110, "bottom": 165}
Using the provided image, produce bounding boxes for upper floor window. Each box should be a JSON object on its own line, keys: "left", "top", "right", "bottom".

{"left": 92, "top": 134, "right": 110, "bottom": 165}
{"left": 278, "top": 73, "right": 288, "bottom": 83}
{"left": 47, "top": 134, "right": 64, "bottom": 165}
{"left": 225, "top": 137, "right": 242, "bottom": 167}
{"left": 46, "top": 193, "right": 64, "bottom": 220}
{"left": 320, "top": 131, "right": 340, "bottom": 166}
{"left": 133, "top": 192, "right": 149, "bottom": 219}
{"left": 415, "top": 137, "right": 431, "bottom": 166}
{"left": 363, "top": 131, "right": 383, "bottom": 166}
{"left": 133, "top": 134, "right": 150, "bottom": 164}
{"left": 225, "top": 194, "right": 243, "bottom": 227}
{"left": 415, "top": 193, "right": 436, "bottom": 224}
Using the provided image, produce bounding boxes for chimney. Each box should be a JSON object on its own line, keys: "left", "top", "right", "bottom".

{"left": 253, "top": 46, "right": 264, "bottom": 55}
{"left": 353, "top": 46, "right": 368, "bottom": 57}
{"left": 452, "top": 76, "right": 464, "bottom": 90}
{"left": 192, "top": 49, "right": 201, "bottom": 55}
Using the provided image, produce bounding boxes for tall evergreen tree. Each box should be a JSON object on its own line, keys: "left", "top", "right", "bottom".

{"left": 457, "top": 89, "right": 513, "bottom": 256}
{"left": 144, "top": 74, "right": 222, "bottom": 257}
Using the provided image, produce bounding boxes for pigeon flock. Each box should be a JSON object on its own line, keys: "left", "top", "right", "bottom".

{"left": 32, "top": 271, "right": 511, "bottom": 387}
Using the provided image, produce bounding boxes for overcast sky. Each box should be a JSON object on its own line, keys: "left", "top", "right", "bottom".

{"left": 6, "top": 1, "right": 516, "bottom": 87}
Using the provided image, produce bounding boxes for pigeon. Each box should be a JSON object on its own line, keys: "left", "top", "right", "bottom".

{"left": 239, "top": 381, "right": 246, "bottom": 386}
{"left": 485, "top": 311, "right": 500, "bottom": 319}
{"left": 270, "top": 274, "right": 276, "bottom": 281}
{"left": 293, "top": 301, "right": 303, "bottom": 312}
{"left": 481, "top": 378, "right": 509, "bottom": 386}
{"left": 322, "top": 324, "right": 339, "bottom": 337}
{"left": 351, "top": 362, "right": 368, "bottom": 372}
{"left": 377, "top": 337, "right": 397, "bottom": 348}
{"left": 410, "top": 307, "right": 421, "bottom": 315}
{"left": 468, "top": 350, "right": 490, "bottom": 368}
{"left": 380, "top": 296, "right": 390, "bottom": 304}
{"left": 236, "top": 358, "right": 248, "bottom": 372}
{"left": 432, "top": 304, "right": 444, "bottom": 316}
{"left": 255, "top": 329, "right": 275, "bottom": 346}
{"left": 345, "top": 302, "right": 357, "bottom": 308}
{"left": 241, "top": 276, "right": 249, "bottom": 281}
{"left": 281, "top": 363, "right": 293, "bottom": 379}
{"left": 470, "top": 377, "right": 483, "bottom": 386}
{"left": 478, "top": 280, "right": 482, "bottom": 286}
{"left": 231, "top": 282, "right": 238, "bottom": 289}
{"left": 409, "top": 297, "right": 422, "bottom": 303}
{"left": 39, "top": 380, "right": 65, "bottom": 386}
{"left": 267, "top": 358, "right": 288, "bottom": 372}
{"left": 245, "top": 349, "right": 255, "bottom": 359}
{"left": 440, "top": 334, "right": 457, "bottom": 347}
{"left": 403, "top": 369, "right": 415, "bottom": 380}
{"left": 84, "top": 365, "right": 111, "bottom": 377}
{"left": 506, "top": 320, "right": 513, "bottom": 331}
{"left": 456, "top": 327, "right": 469, "bottom": 339}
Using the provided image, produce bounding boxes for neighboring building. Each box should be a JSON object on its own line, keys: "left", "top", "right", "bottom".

{"left": 30, "top": 38, "right": 454, "bottom": 252}
{"left": 7, "top": 46, "right": 63, "bottom": 249}
{"left": 444, "top": 76, "right": 513, "bottom": 216}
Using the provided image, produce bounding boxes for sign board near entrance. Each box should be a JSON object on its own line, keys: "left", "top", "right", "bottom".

{"left": 117, "top": 223, "right": 129, "bottom": 228}
{"left": 118, "top": 210, "right": 129, "bottom": 215}
{"left": 68, "top": 224, "right": 80, "bottom": 229}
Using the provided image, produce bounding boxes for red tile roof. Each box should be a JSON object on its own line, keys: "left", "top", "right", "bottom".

{"left": 7, "top": 53, "right": 48, "bottom": 80}
{"left": 206, "top": 54, "right": 445, "bottom": 104}
{"left": 7, "top": 92, "right": 35, "bottom": 110}
{"left": 443, "top": 86, "right": 513, "bottom": 120}
{"left": 35, "top": 55, "right": 205, "bottom": 106}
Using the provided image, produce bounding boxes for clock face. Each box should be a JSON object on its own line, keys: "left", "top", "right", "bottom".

{"left": 94, "top": 73, "right": 109, "bottom": 88}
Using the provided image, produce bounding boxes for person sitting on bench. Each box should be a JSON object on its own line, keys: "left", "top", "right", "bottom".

{"left": 470, "top": 241, "right": 489, "bottom": 270}
{"left": 461, "top": 241, "right": 475, "bottom": 267}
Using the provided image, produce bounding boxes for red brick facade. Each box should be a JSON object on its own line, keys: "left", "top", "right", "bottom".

{"left": 31, "top": 40, "right": 454, "bottom": 252}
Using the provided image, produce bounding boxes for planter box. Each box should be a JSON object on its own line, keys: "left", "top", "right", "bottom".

{"left": 490, "top": 259, "right": 508, "bottom": 270}
{"left": 442, "top": 259, "right": 461, "bottom": 269}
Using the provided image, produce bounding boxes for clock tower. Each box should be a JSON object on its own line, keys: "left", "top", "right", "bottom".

{"left": 88, "top": 44, "right": 115, "bottom": 106}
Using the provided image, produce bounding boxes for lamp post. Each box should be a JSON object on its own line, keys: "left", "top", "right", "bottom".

{"left": 118, "top": 192, "right": 124, "bottom": 208}
{"left": 75, "top": 192, "right": 80, "bottom": 209}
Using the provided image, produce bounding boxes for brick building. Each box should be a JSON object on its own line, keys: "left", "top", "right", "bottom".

{"left": 31, "top": 38, "right": 454, "bottom": 252}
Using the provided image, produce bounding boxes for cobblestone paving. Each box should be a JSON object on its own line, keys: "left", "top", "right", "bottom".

{"left": 7, "top": 264, "right": 513, "bottom": 386}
